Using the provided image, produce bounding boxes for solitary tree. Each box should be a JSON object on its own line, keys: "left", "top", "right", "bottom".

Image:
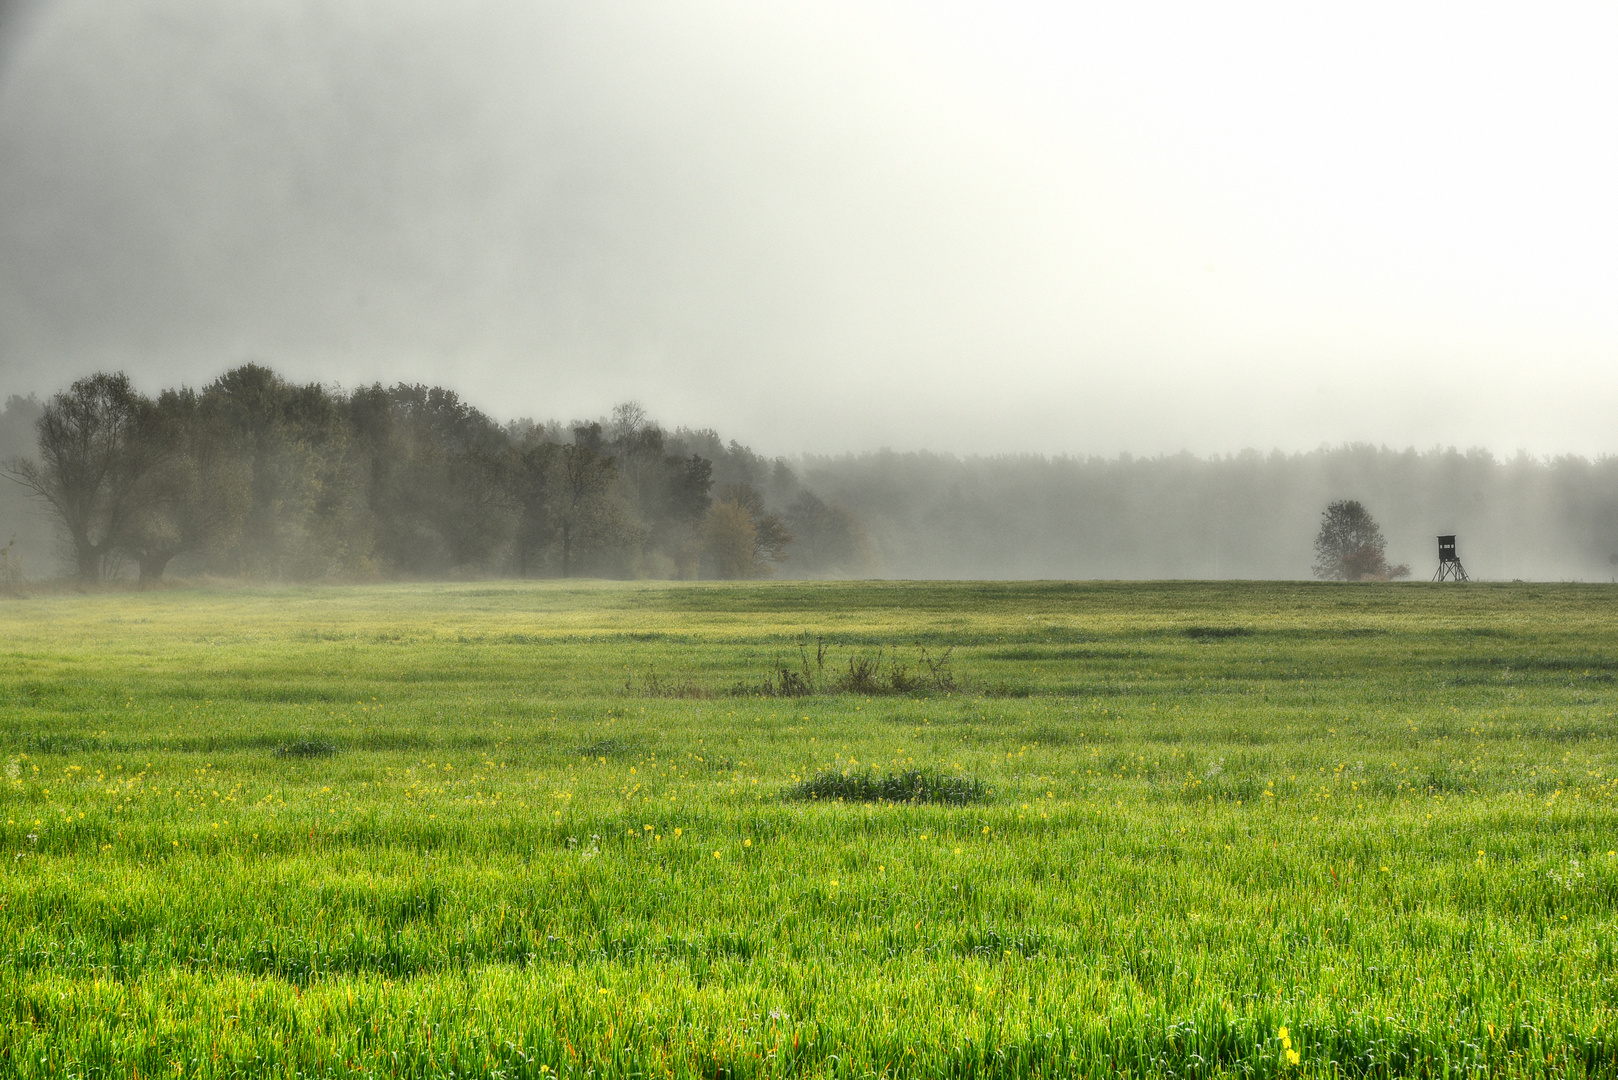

{"left": 1312, "top": 500, "right": 1410, "bottom": 581}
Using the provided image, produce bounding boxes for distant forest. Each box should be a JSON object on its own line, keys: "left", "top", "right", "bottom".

{"left": 0, "top": 367, "right": 863, "bottom": 584}
{"left": 3, "top": 365, "right": 1617, "bottom": 583}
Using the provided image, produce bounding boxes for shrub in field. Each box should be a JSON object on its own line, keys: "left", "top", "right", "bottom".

{"left": 787, "top": 768, "right": 988, "bottom": 805}
{"left": 273, "top": 740, "right": 338, "bottom": 758}
{"left": 576, "top": 737, "right": 639, "bottom": 759}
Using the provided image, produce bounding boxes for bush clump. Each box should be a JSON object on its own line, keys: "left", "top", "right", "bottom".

{"left": 577, "top": 737, "right": 638, "bottom": 759}
{"left": 1183, "top": 626, "right": 1254, "bottom": 640}
{"left": 787, "top": 768, "right": 988, "bottom": 806}
{"left": 273, "top": 740, "right": 338, "bottom": 759}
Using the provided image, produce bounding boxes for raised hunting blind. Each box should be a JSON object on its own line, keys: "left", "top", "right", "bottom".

{"left": 1433, "top": 535, "right": 1469, "bottom": 582}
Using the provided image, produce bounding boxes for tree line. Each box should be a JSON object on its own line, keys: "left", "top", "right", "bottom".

{"left": 793, "top": 445, "right": 1618, "bottom": 581}
{"left": 7, "top": 368, "right": 1618, "bottom": 584}
{"left": 0, "top": 367, "right": 872, "bottom": 583}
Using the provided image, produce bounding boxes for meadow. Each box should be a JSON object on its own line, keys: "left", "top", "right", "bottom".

{"left": 0, "top": 579, "right": 1615, "bottom": 1078}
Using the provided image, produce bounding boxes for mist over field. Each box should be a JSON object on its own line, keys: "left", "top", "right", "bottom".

{"left": 1, "top": 2, "right": 1615, "bottom": 580}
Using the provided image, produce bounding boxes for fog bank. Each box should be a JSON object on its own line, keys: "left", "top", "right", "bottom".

{"left": 2, "top": 1, "right": 1615, "bottom": 458}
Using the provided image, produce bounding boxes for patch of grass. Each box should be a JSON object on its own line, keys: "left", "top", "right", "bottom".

{"left": 272, "top": 739, "right": 337, "bottom": 758}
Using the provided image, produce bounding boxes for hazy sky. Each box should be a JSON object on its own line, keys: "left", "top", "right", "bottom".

{"left": 1, "top": 1, "right": 1613, "bottom": 456}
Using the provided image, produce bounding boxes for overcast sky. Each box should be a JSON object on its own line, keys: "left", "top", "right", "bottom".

{"left": 0, "top": 0, "right": 1613, "bottom": 457}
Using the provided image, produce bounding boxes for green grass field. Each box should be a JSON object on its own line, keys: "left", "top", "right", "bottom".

{"left": 1, "top": 580, "right": 1616, "bottom": 1078}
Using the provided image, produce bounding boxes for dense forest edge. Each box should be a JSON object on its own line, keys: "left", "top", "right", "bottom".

{"left": 3, "top": 365, "right": 1618, "bottom": 585}
{"left": 0, "top": 367, "right": 860, "bottom": 586}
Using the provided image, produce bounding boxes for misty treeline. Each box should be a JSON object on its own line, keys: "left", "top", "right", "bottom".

{"left": 5, "top": 368, "right": 1618, "bottom": 584}
{"left": 794, "top": 447, "right": 1618, "bottom": 581}
{"left": 0, "top": 367, "right": 870, "bottom": 583}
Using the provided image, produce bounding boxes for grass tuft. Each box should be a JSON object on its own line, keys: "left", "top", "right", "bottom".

{"left": 629, "top": 668, "right": 711, "bottom": 698}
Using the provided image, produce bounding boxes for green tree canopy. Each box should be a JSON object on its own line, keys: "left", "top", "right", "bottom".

{"left": 1312, "top": 500, "right": 1409, "bottom": 581}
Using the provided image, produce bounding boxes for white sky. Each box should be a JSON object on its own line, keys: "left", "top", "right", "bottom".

{"left": 0, "top": 0, "right": 1613, "bottom": 456}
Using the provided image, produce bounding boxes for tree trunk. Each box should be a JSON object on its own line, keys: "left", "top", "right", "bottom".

{"left": 74, "top": 535, "right": 100, "bottom": 582}
{"left": 561, "top": 523, "right": 572, "bottom": 578}
{"left": 137, "top": 551, "right": 174, "bottom": 587}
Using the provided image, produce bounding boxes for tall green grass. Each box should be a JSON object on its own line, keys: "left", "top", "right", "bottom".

{"left": 0, "top": 580, "right": 1615, "bottom": 1077}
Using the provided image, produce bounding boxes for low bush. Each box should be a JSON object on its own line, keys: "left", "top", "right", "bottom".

{"left": 577, "top": 737, "right": 638, "bottom": 759}
{"left": 273, "top": 740, "right": 338, "bottom": 759}
{"left": 786, "top": 768, "right": 988, "bottom": 805}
